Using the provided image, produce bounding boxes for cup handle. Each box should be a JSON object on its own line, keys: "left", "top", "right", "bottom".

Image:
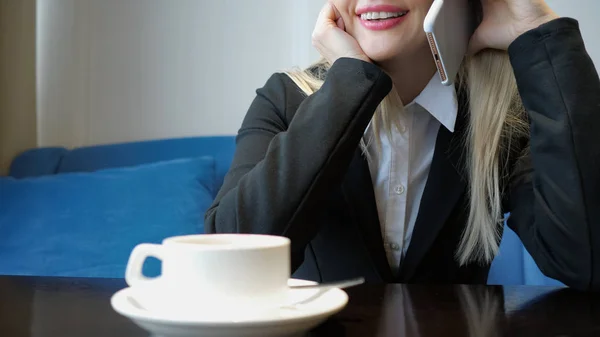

{"left": 125, "top": 243, "right": 164, "bottom": 287}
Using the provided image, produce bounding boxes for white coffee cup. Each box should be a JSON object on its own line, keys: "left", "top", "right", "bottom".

{"left": 125, "top": 234, "right": 291, "bottom": 318}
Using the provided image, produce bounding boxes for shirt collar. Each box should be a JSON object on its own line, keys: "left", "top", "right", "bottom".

{"left": 405, "top": 74, "right": 458, "bottom": 133}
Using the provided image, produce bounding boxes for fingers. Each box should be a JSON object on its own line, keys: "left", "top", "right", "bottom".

{"left": 329, "top": 2, "right": 342, "bottom": 22}
{"left": 312, "top": 2, "right": 370, "bottom": 64}
{"left": 313, "top": 2, "right": 342, "bottom": 47}
{"left": 316, "top": 2, "right": 339, "bottom": 29}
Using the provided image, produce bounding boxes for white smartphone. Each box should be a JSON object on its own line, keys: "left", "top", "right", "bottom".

{"left": 423, "top": 0, "right": 478, "bottom": 86}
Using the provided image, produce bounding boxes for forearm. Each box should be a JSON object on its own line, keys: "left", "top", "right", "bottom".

{"left": 508, "top": 18, "right": 600, "bottom": 290}
{"left": 205, "top": 58, "right": 392, "bottom": 267}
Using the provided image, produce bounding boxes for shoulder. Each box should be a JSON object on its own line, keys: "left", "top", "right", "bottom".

{"left": 253, "top": 60, "right": 331, "bottom": 124}
{"left": 260, "top": 72, "right": 310, "bottom": 100}
{"left": 255, "top": 71, "right": 314, "bottom": 124}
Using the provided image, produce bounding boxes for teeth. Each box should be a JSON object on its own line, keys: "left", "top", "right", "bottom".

{"left": 360, "top": 11, "right": 406, "bottom": 21}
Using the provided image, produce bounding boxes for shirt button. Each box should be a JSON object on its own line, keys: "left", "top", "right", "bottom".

{"left": 398, "top": 124, "right": 406, "bottom": 133}
{"left": 394, "top": 185, "right": 405, "bottom": 195}
{"left": 390, "top": 243, "right": 401, "bottom": 251}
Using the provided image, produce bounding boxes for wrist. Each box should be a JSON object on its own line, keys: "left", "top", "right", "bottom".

{"left": 515, "top": 12, "right": 560, "bottom": 40}
{"left": 346, "top": 54, "right": 372, "bottom": 64}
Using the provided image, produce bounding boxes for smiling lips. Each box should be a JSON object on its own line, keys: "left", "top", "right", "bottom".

{"left": 356, "top": 4, "right": 409, "bottom": 31}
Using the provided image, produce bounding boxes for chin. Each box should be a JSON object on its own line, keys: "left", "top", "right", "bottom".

{"left": 362, "top": 46, "right": 403, "bottom": 63}
{"left": 357, "top": 36, "right": 399, "bottom": 62}
{"left": 361, "top": 40, "right": 424, "bottom": 63}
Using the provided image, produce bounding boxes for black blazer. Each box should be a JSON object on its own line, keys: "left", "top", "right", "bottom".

{"left": 205, "top": 18, "right": 600, "bottom": 291}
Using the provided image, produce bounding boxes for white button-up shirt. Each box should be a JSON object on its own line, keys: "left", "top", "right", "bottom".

{"left": 364, "top": 74, "right": 458, "bottom": 274}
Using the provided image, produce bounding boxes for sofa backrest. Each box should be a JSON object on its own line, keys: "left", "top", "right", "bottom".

{"left": 7, "top": 136, "right": 565, "bottom": 286}
{"left": 9, "top": 147, "right": 68, "bottom": 179}
{"left": 9, "top": 136, "right": 237, "bottom": 197}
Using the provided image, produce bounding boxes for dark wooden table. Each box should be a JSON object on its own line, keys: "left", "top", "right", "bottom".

{"left": 1, "top": 275, "right": 599, "bottom": 337}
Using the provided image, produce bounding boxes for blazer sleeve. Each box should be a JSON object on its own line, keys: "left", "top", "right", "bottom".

{"left": 506, "top": 18, "right": 600, "bottom": 291}
{"left": 204, "top": 58, "right": 392, "bottom": 270}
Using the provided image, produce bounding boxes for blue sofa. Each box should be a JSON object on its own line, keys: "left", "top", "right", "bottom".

{"left": 0, "top": 136, "right": 562, "bottom": 286}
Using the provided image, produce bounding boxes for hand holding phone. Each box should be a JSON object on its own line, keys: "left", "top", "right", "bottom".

{"left": 467, "top": 0, "right": 558, "bottom": 54}
{"left": 424, "top": 0, "right": 558, "bottom": 85}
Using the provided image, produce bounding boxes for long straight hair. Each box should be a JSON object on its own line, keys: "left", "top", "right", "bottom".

{"left": 283, "top": 3, "right": 529, "bottom": 264}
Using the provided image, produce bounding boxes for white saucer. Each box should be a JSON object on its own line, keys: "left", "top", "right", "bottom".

{"left": 110, "top": 279, "right": 349, "bottom": 337}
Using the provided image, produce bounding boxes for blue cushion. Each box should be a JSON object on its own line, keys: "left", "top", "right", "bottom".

{"left": 489, "top": 222, "right": 565, "bottom": 287}
{"left": 9, "top": 147, "right": 68, "bottom": 178}
{"left": 56, "top": 136, "right": 236, "bottom": 197}
{"left": 523, "top": 249, "right": 565, "bottom": 286}
{"left": 488, "top": 224, "right": 525, "bottom": 285}
{"left": 0, "top": 156, "right": 215, "bottom": 278}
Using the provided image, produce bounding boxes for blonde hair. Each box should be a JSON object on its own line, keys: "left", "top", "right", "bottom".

{"left": 283, "top": 50, "right": 528, "bottom": 265}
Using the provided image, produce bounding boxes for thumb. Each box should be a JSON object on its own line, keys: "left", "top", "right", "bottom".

{"left": 336, "top": 17, "right": 346, "bottom": 31}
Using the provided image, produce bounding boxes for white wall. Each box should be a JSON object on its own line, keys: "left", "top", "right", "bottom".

{"left": 37, "top": 0, "right": 322, "bottom": 147}
{"left": 547, "top": 0, "right": 599, "bottom": 67}
{"left": 37, "top": 0, "right": 90, "bottom": 148}
{"left": 35, "top": 0, "right": 600, "bottom": 148}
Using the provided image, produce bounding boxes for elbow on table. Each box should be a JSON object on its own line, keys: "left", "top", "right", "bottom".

{"left": 535, "top": 247, "right": 596, "bottom": 291}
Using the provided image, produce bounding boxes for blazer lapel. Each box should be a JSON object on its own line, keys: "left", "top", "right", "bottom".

{"left": 342, "top": 148, "right": 394, "bottom": 283}
{"left": 399, "top": 90, "right": 469, "bottom": 282}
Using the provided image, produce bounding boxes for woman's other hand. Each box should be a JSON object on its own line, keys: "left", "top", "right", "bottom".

{"left": 312, "top": 2, "right": 371, "bottom": 64}
{"left": 468, "top": 0, "right": 559, "bottom": 55}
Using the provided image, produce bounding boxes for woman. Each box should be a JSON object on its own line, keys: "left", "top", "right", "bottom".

{"left": 205, "top": 0, "right": 600, "bottom": 291}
